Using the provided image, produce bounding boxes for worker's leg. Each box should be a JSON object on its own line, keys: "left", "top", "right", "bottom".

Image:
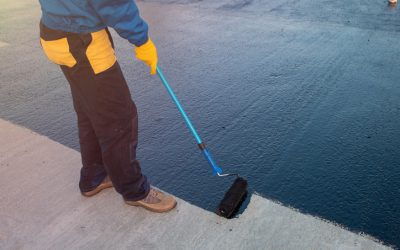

{"left": 80, "top": 62, "right": 150, "bottom": 201}
{"left": 69, "top": 83, "right": 108, "bottom": 193}
{"left": 59, "top": 33, "right": 150, "bottom": 201}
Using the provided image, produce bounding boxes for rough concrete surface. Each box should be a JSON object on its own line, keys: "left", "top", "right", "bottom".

{"left": 0, "top": 118, "right": 391, "bottom": 249}
{"left": 0, "top": 41, "right": 9, "bottom": 48}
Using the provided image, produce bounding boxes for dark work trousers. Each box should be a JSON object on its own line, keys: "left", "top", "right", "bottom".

{"left": 40, "top": 22, "right": 150, "bottom": 201}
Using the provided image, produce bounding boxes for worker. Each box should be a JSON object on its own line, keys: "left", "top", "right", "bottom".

{"left": 38, "top": 0, "right": 176, "bottom": 213}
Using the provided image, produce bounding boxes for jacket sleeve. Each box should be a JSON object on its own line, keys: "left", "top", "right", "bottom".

{"left": 89, "top": 0, "right": 149, "bottom": 46}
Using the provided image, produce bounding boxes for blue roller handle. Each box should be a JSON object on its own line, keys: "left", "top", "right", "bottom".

{"left": 156, "top": 66, "right": 223, "bottom": 176}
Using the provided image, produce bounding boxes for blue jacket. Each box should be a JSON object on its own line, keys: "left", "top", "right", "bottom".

{"left": 39, "top": 0, "right": 148, "bottom": 46}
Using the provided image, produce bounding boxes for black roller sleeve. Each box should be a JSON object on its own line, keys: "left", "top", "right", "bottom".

{"left": 216, "top": 177, "right": 248, "bottom": 218}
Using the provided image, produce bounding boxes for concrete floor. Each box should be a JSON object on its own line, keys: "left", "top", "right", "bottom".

{"left": 0, "top": 118, "right": 391, "bottom": 249}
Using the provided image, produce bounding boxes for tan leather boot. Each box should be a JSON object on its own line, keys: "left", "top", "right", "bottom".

{"left": 81, "top": 176, "right": 113, "bottom": 197}
{"left": 125, "top": 188, "right": 177, "bottom": 213}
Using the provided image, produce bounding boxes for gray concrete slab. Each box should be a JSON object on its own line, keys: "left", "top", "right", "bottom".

{"left": 0, "top": 41, "right": 9, "bottom": 48}
{"left": 0, "top": 118, "right": 391, "bottom": 249}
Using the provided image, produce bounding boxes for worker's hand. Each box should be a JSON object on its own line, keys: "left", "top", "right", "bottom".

{"left": 134, "top": 38, "right": 158, "bottom": 75}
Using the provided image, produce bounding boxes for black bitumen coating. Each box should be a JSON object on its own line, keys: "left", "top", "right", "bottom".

{"left": 0, "top": 0, "right": 399, "bottom": 248}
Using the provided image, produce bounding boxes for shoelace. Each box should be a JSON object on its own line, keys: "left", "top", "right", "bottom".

{"left": 142, "top": 189, "right": 161, "bottom": 204}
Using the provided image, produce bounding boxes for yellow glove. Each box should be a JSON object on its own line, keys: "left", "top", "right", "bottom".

{"left": 135, "top": 38, "right": 158, "bottom": 75}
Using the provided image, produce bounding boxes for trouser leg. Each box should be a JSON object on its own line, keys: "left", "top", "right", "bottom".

{"left": 61, "top": 62, "right": 150, "bottom": 201}
{"left": 70, "top": 88, "right": 107, "bottom": 193}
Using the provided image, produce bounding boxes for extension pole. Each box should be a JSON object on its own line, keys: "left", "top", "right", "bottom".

{"left": 156, "top": 67, "right": 222, "bottom": 175}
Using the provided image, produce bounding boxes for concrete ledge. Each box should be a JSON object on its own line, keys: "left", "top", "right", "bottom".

{"left": 0, "top": 41, "right": 9, "bottom": 48}
{"left": 0, "top": 119, "right": 391, "bottom": 249}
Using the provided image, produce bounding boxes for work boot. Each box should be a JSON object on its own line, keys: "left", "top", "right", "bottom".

{"left": 125, "top": 188, "right": 177, "bottom": 213}
{"left": 81, "top": 176, "right": 113, "bottom": 197}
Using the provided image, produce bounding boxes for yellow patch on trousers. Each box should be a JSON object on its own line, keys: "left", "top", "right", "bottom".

{"left": 40, "top": 37, "right": 77, "bottom": 68}
{"left": 86, "top": 29, "right": 116, "bottom": 74}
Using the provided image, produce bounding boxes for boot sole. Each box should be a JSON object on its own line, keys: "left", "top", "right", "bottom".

{"left": 81, "top": 181, "right": 113, "bottom": 197}
{"left": 125, "top": 200, "right": 177, "bottom": 213}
